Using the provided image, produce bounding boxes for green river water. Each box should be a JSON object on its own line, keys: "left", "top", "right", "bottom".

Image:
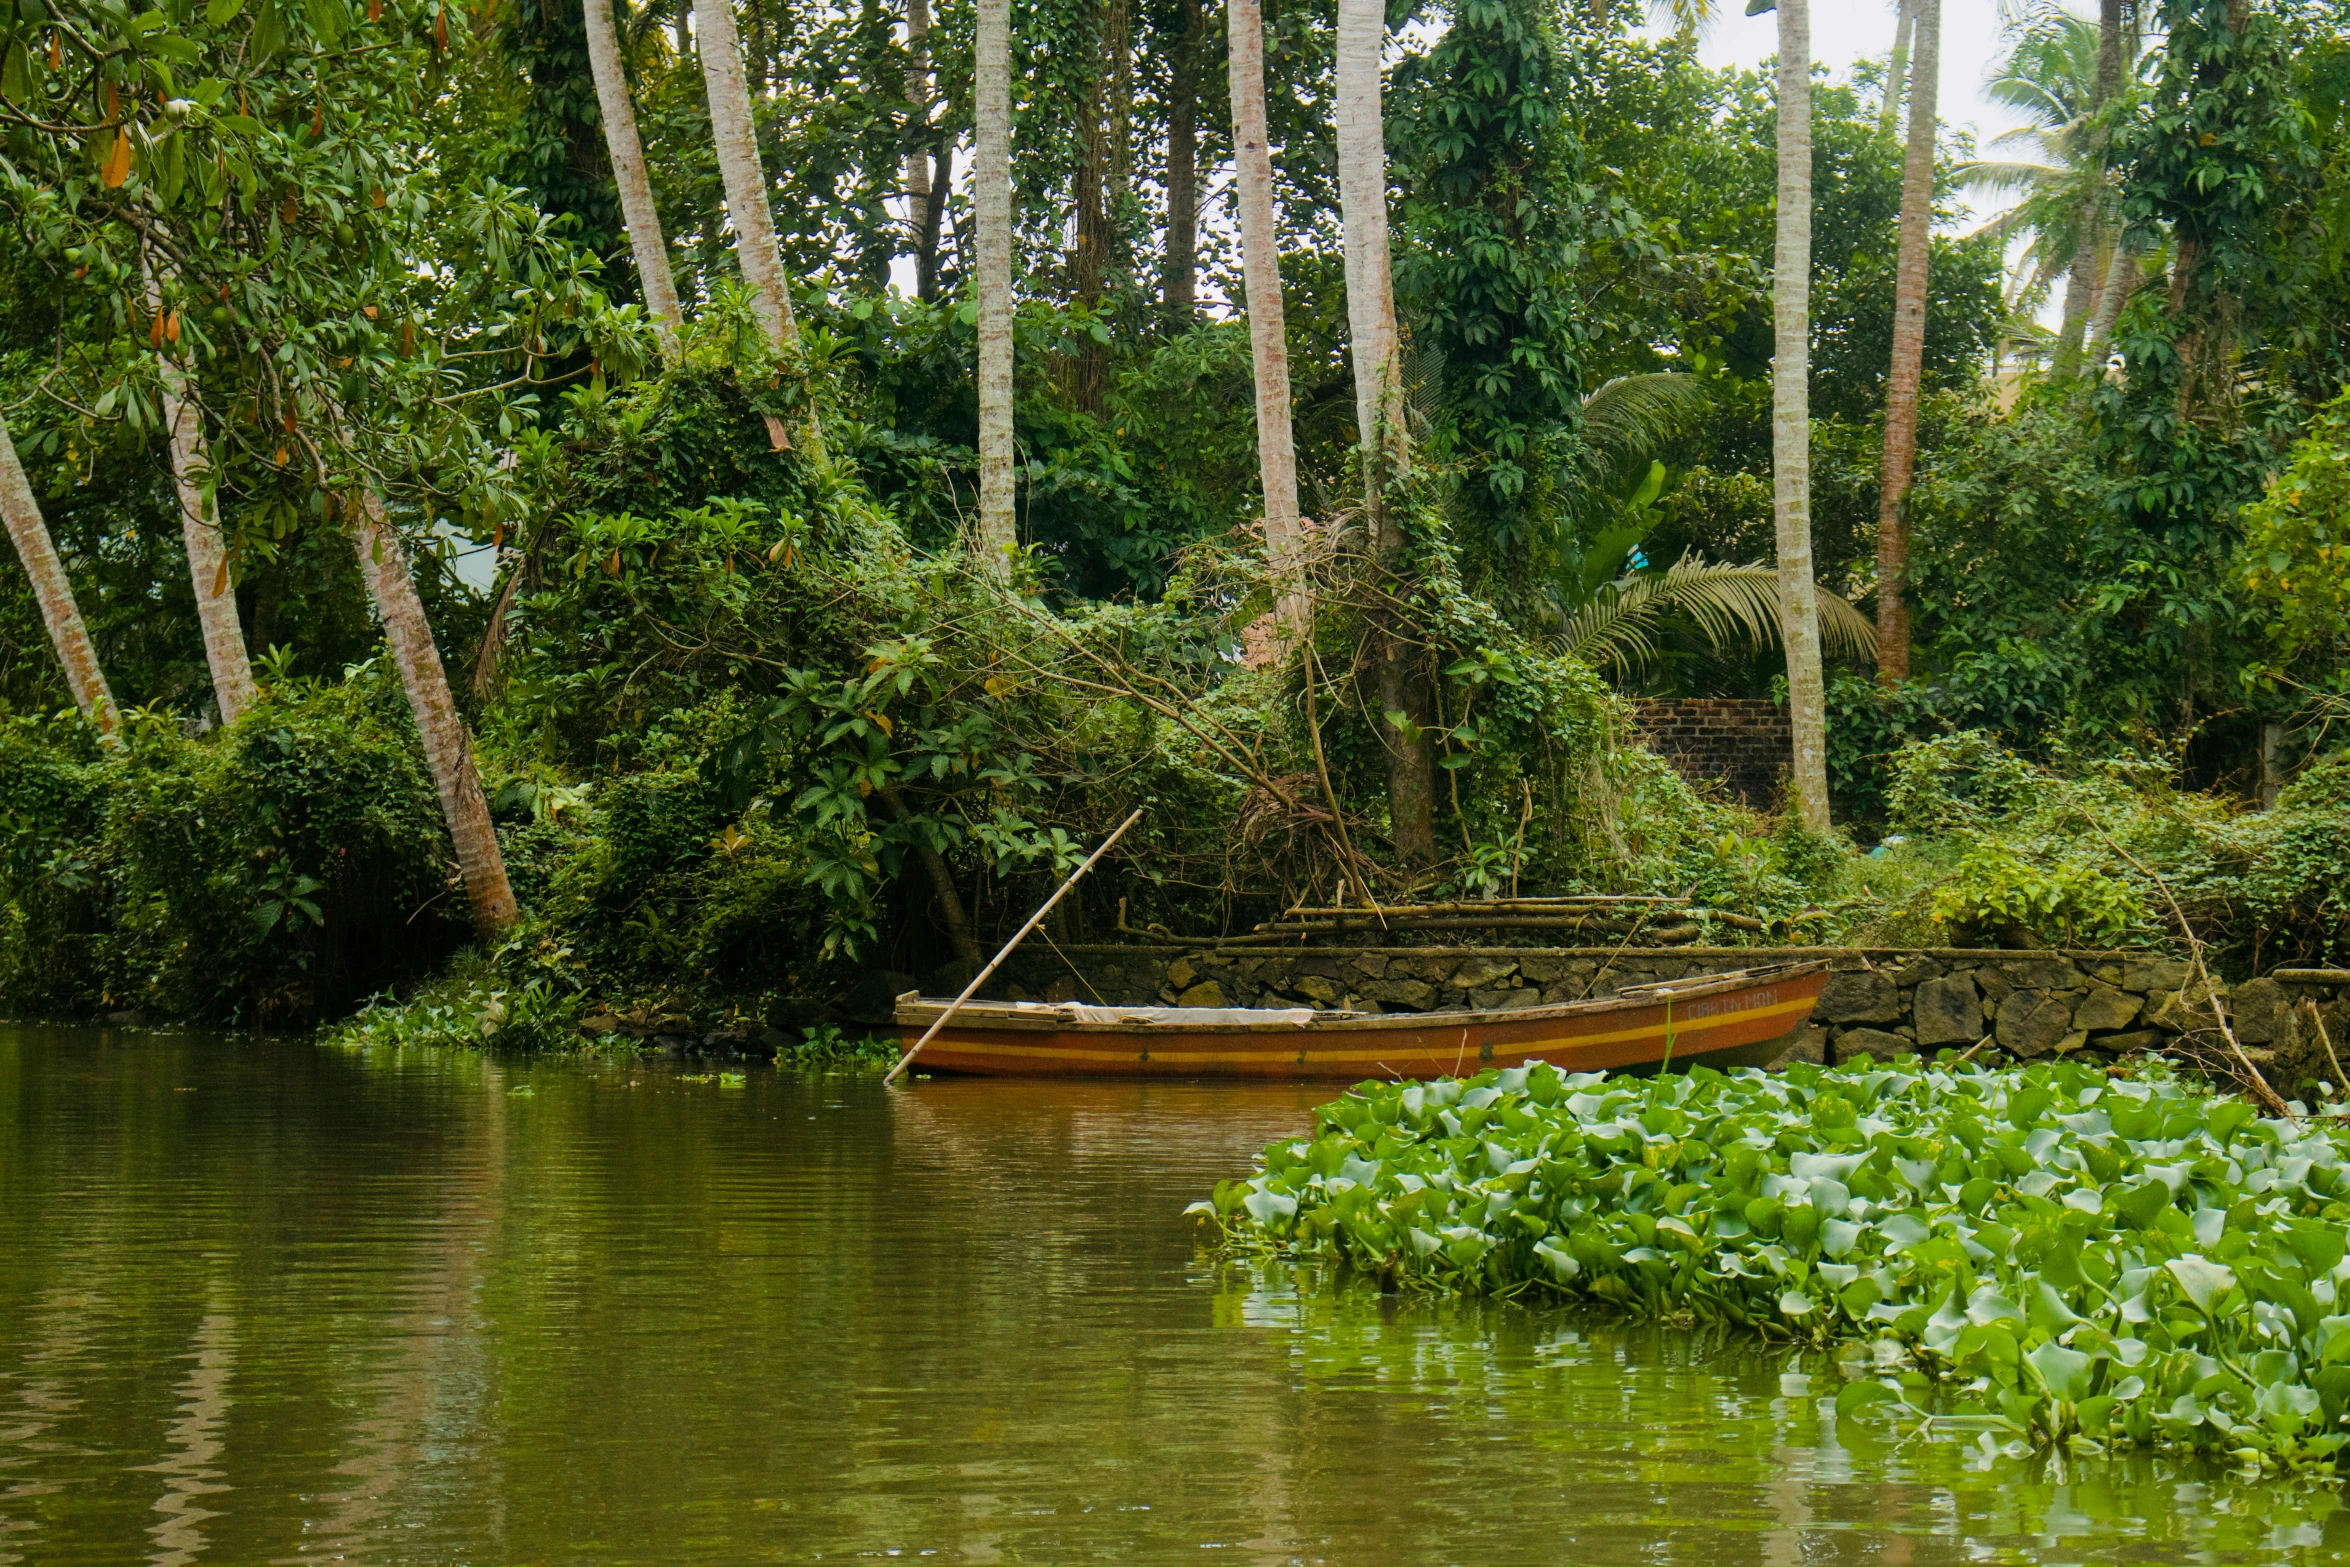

{"left": 5, "top": 1023, "right": 2350, "bottom": 1565}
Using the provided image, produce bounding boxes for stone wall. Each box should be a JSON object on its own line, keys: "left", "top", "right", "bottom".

{"left": 990, "top": 944, "right": 2348, "bottom": 1074}
{"left": 1632, "top": 698, "right": 1791, "bottom": 807}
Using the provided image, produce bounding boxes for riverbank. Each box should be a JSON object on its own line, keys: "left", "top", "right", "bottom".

{"left": 1204, "top": 1054, "right": 2350, "bottom": 1471}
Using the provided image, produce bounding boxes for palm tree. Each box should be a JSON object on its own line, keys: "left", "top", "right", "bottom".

{"left": 1764, "top": 0, "right": 1833, "bottom": 829}
{"left": 1962, "top": 2, "right": 2135, "bottom": 372}
{"left": 1227, "top": 0, "right": 1305, "bottom": 638}
{"left": 1874, "top": 0, "right": 1938, "bottom": 684}
{"left": 147, "top": 256, "right": 257, "bottom": 726}
{"left": 1334, "top": 0, "right": 1434, "bottom": 866}
{"left": 972, "top": 0, "right": 1016, "bottom": 575}
{"left": 583, "top": 0, "right": 685, "bottom": 364}
{"left": 1, "top": 415, "right": 116, "bottom": 733}
{"left": 351, "top": 494, "right": 520, "bottom": 935}
{"left": 693, "top": 0, "right": 798, "bottom": 353}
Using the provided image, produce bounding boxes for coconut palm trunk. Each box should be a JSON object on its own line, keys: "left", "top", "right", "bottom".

{"left": 351, "top": 493, "right": 520, "bottom": 936}
{"left": 903, "top": 0, "right": 935, "bottom": 263}
{"left": 1334, "top": 0, "right": 1433, "bottom": 866}
{"left": 1, "top": 415, "right": 116, "bottom": 733}
{"left": 144, "top": 257, "right": 257, "bottom": 727}
{"left": 1228, "top": 0, "right": 1305, "bottom": 639}
{"left": 583, "top": 0, "right": 685, "bottom": 364}
{"left": 1334, "top": 0, "right": 1403, "bottom": 491}
{"left": 694, "top": 0, "right": 799, "bottom": 352}
{"left": 1877, "top": 0, "right": 1914, "bottom": 138}
{"left": 2062, "top": 0, "right": 2127, "bottom": 376}
{"left": 972, "top": 0, "right": 1016, "bottom": 575}
{"left": 2082, "top": 241, "right": 2135, "bottom": 371}
{"left": 1773, "top": 0, "right": 1832, "bottom": 830}
{"left": 1873, "top": 0, "right": 1937, "bottom": 685}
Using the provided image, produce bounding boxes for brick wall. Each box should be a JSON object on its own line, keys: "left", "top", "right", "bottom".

{"left": 1633, "top": 698, "right": 1791, "bottom": 807}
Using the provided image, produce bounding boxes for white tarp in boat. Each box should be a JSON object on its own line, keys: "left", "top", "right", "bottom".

{"left": 1063, "top": 1004, "right": 1320, "bottom": 1026}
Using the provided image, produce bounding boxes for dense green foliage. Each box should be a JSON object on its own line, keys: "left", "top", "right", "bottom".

{"left": 0, "top": 673, "right": 468, "bottom": 1022}
{"left": 1205, "top": 1057, "right": 2350, "bottom": 1467}
{"left": 4, "top": 0, "right": 2350, "bottom": 1033}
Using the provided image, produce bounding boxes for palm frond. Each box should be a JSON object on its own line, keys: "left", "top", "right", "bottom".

{"left": 1554, "top": 554, "right": 1877, "bottom": 676}
{"left": 1580, "top": 374, "right": 1711, "bottom": 470}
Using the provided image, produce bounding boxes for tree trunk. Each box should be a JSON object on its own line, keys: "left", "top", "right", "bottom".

{"left": 584, "top": 0, "right": 685, "bottom": 364}
{"left": 1334, "top": 0, "right": 1432, "bottom": 868}
{"left": 694, "top": 0, "right": 799, "bottom": 353}
{"left": 1873, "top": 0, "right": 1936, "bottom": 687}
{"left": 883, "top": 785, "right": 981, "bottom": 961}
{"left": 1774, "top": 0, "right": 1832, "bottom": 830}
{"left": 1877, "top": 0, "right": 1914, "bottom": 139}
{"left": 1, "top": 415, "right": 116, "bottom": 733}
{"left": 352, "top": 494, "right": 520, "bottom": 936}
{"left": 1163, "top": 0, "right": 1204, "bottom": 318}
{"left": 2053, "top": 231, "right": 2100, "bottom": 374}
{"left": 2063, "top": 0, "right": 2127, "bottom": 377}
{"left": 1068, "top": 0, "right": 1127, "bottom": 413}
{"left": 144, "top": 258, "right": 257, "bottom": 727}
{"left": 1070, "top": 61, "right": 1111, "bottom": 411}
{"left": 1228, "top": 0, "right": 1306, "bottom": 640}
{"left": 973, "top": 0, "right": 1016, "bottom": 575}
{"left": 2054, "top": 0, "right": 2126, "bottom": 375}
{"left": 1334, "top": 0, "right": 1404, "bottom": 493}
{"left": 903, "top": 0, "right": 935, "bottom": 272}
{"left": 2082, "top": 241, "right": 2134, "bottom": 371}
{"left": 917, "top": 141, "right": 953, "bottom": 302}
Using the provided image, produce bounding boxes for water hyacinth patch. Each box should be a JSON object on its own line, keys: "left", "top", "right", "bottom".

{"left": 1195, "top": 1058, "right": 2350, "bottom": 1470}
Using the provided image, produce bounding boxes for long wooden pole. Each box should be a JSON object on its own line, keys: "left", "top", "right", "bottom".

{"left": 883, "top": 809, "right": 1145, "bottom": 1085}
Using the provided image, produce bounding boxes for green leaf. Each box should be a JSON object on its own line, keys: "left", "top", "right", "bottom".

{"left": 2114, "top": 1178, "right": 2172, "bottom": 1230}
{"left": 250, "top": 0, "right": 284, "bottom": 59}
{"left": 2026, "top": 1342, "right": 2095, "bottom": 1402}
{"left": 1835, "top": 1379, "right": 1900, "bottom": 1417}
{"left": 2165, "top": 1254, "right": 2236, "bottom": 1314}
{"left": 205, "top": 0, "right": 247, "bottom": 22}
{"left": 302, "top": 0, "right": 345, "bottom": 45}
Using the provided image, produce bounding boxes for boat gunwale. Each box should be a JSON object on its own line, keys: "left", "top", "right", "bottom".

{"left": 892, "top": 960, "right": 1830, "bottom": 1037}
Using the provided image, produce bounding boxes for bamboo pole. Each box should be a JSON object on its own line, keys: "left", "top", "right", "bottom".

{"left": 884, "top": 809, "right": 1145, "bottom": 1086}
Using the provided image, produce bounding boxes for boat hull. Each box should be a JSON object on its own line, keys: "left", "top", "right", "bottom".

{"left": 894, "top": 963, "right": 1830, "bottom": 1080}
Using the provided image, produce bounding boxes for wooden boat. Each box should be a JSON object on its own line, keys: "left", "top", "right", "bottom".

{"left": 892, "top": 961, "right": 1830, "bottom": 1079}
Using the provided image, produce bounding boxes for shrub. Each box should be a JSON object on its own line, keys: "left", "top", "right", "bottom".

{"left": 0, "top": 670, "right": 472, "bottom": 1024}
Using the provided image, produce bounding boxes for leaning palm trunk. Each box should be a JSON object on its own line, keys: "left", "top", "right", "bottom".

{"left": 1333, "top": 0, "right": 1433, "bottom": 867}
{"left": 1227, "top": 0, "right": 1305, "bottom": 640}
{"left": 972, "top": 0, "right": 1016, "bottom": 575}
{"left": 584, "top": 0, "right": 685, "bottom": 363}
{"left": 145, "top": 258, "right": 257, "bottom": 726}
{"left": 1877, "top": 0, "right": 1914, "bottom": 139}
{"left": 1773, "top": 0, "right": 1832, "bottom": 830}
{"left": 1873, "top": 0, "right": 1937, "bottom": 685}
{"left": 2082, "top": 241, "right": 2136, "bottom": 371}
{"left": 351, "top": 494, "right": 519, "bottom": 936}
{"left": 694, "top": 0, "right": 798, "bottom": 353}
{"left": 1, "top": 414, "right": 116, "bottom": 733}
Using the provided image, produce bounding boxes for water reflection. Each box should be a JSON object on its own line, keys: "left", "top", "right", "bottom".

{"left": 3, "top": 1023, "right": 2348, "bottom": 1564}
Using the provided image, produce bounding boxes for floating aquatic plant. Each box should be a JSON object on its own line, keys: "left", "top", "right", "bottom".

{"left": 1197, "top": 1058, "right": 2350, "bottom": 1470}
